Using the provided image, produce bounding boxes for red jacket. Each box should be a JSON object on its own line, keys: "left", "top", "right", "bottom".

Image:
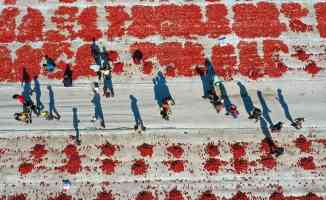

{"left": 16, "top": 95, "right": 25, "bottom": 105}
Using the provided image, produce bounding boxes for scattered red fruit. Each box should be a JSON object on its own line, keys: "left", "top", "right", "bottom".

{"left": 166, "top": 188, "right": 184, "bottom": 200}
{"left": 260, "top": 138, "right": 272, "bottom": 155}
{"left": 294, "top": 135, "right": 312, "bottom": 153}
{"left": 137, "top": 143, "right": 154, "bottom": 157}
{"left": 64, "top": 157, "right": 82, "bottom": 174}
{"left": 305, "top": 61, "right": 321, "bottom": 75}
{"left": 203, "top": 158, "right": 223, "bottom": 173}
{"left": 30, "top": 144, "right": 47, "bottom": 160}
{"left": 298, "top": 156, "right": 316, "bottom": 170}
{"left": 135, "top": 191, "right": 155, "bottom": 200}
{"left": 305, "top": 192, "right": 323, "bottom": 200}
{"left": 231, "top": 191, "right": 249, "bottom": 200}
{"left": 100, "top": 159, "right": 118, "bottom": 175}
{"left": 260, "top": 155, "right": 277, "bottom": 169}
{"left": 18, "top": 162, "right": 33, "bottom": 175}
{"left": 100, "top": 143, "right": 117, "bottom": 157}
{"left": 108, "top": 51, "right": 119, "bottom": 62}
{"left": 233, "top": 158, "right": 249, "bottom": 173}
{"left": 292, "top": 48, "right": 310, "bottom": 61}
{"left": 7, "top": 194, "right": 26, "bottom": 200}
{"left": 164, "top": 160, "right": 186, "bottom": 173}
{"left": 96, "top": 191, "right": 115, "bottom": 200}
{"left": 231, "top": 143, "right": 246, "bottom": 159}
{"left": 205, "top": 143, "right": 219, "bottom": 157}
{"left": 58, "top": 144, "right": 82, "bottom": 174}
{"left": 269, "top": 191, "right": 323, "bottom": 200}
{"left": 48, "top": 193, "right": 72, "bottom": 200}
{"left": 63, "top": 144, "right": 78, "bottom": 159}
{"left": 269, "top": 191, "right": 285, "bottom": 200}
{"left": 167, "top": 145, "right": 184, "bottom": 158}
{"left": 198, "top": 191, "right": 217, "bottom": 200}
{"left": 131, "top": 159, "right": 148, "bottom": 175}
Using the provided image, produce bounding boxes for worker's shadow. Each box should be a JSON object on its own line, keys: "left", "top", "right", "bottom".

{"left": 219, "top": 82, "right": 233, "bottom": 113}
{"left": 198, "top": 59, "right": 215, "bottom": 97}
{"left": 73, "top": 107, "right": 81, "bottom": 145}
{"left": 33, "top": 76, "right": 44, "bottom": 111}
{"left": 260, "top": 116, "right": 284, "bottom": 157}
{"left": 237, "top": 82, "right": 254, "bottom": 115}
{"left": 91, "top": 91, "right": 105, "bottom": 123}
{"left": 257, "top": 91, "right": 273, "bottom": 127}
{"left": 47, "top": 85, "right": 61, "bottom": 120}
{"left": 130, "top": 95, "right": 145, "bottom": 129}
{"left": 103, "top": 73, "right": 115, "bottom": 97}
{"left": 260, "top": 116, "right": 272, "bottom": 138}
{"left": 22, "top": 68, "right": 32, "bottom": 101}
{"left": 276, "top": 89, "right": 294, "bottom": 123}
{"left": 153, "top": 71, "right": 174, "bottom": 106}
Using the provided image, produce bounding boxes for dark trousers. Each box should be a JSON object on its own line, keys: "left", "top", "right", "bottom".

{"left": 23, "top": 101, "right": 39, "bottom": 116}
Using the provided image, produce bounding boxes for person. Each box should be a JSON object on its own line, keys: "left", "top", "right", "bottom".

{"left": 33, "top": 76, "right": 44, "bottom": 112}
{"left": 22, "top": 67, "right": 31, "bottom": 84}
{"left": 63, "top": 64, "right": 73, "bottom": 87}
{"left": 248, "top": 107, "right": 262, "bottom": 122}
{"left": 91, "top": 82, "right": 105, "bottom": 128}
{"left": 265, "top": 137, "right": 284, "bottom": 157}
{"left": 195, "top": 65, "right": 208, "bottom": 76}
{"left": 91, "top": 38, "right": 101, "bottom": 66}
{"left": 72, "top": 107, "right": 81, "bottom": 145}
{"left": 130, "top": 95, "right": 146, "bottom": 132}
{"left": 102, "top": 66, "right": 114, "bottom": 98}
{"left": 43, "top": 55, "right": 56, "bottom": 72}
{"left": 227, "top": 104, "right": 239, "bottom": 118}
{"left": 47, "top": 85, "right": 61, "bottom": 120}
{"left": 212, "top": 74, "right": 223, "bottom": 97}
{"left": 132, "top": 49, "right": 143, "bottom": 64}
{"left": 12, "top": 94, "right": 39, "bottom": 116}
{"left": 100, "top": 46, "right": 110, "bottom": 70}
{"left": 14, "top": 112, "right": 31, "bottom": 124}
{"left": 160, "top": 97, "right": 172, "bottom": 120}
{"left": 270, "top": 121, "right": 283, "bottom": 133}
{"left": 292, "top": 117, "right": 304, "bottom": 129}
{"left": 210, "top": 96, "right": 224, "bottom": 113}
{"left": 207, "top": 89, "right": 224, "bottom": 113}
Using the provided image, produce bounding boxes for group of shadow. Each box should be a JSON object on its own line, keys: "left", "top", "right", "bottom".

{"left": 88, "top": 70, "right": 175, "bottom": 133}
{"left": 91, "top": 40, "right": 175, "bottom": 123}
{"left": 13, "top": 42, "right": 305, "bottom": 152}
{"left": 13, "top": 68, "right": 61, "bottom": 124}
{"left": 198, "top": 59, "right": 305, "bottom": 157}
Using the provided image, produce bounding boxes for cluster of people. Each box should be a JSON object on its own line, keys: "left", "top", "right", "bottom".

{"left": 90, "top": 39, "right": 114, "bottom": 99}
{"left": 195, "top": 58, "right": 307, "bottom": 157}
{"left": 197, "top": 59, "right": 305, "bottom": 132}
{"left": 160, "top": 96, "right": 175, "bottom": 120}
{"left": 13, "top": 67, "right": 63, "bottom": 124}
{"left": 198, "top": 59, "right": 239, "bottom": 118}
{"left": 12, "top": 38, "right": 306, "bottom": 141}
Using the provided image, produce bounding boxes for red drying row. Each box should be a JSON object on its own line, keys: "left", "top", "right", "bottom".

{"left": 13, "top": 135, "right": 325, "bottom": 176}
{"left": 1, "top": 188, "right": 323, "bottom": 200}
{"left": 1, "top": 2, "right": 326, "bottom": 41}
{"left": 0, "top": 39, "right": 322, "bottom": 82}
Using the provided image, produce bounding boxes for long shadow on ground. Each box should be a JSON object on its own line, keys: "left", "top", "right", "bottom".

{"left": 47, "top": 85, "right": 61, "bottom": 119}
{"left": 257, "top": 90, "right": 273, "bottom": 127}
{"left": 130, "top": 95, "right": 145, "bottom": 129}
{"left": 153, "top": 71, "right": 174, "bottom": 107}
{"left": 277, "top": 88, "right": 294, "bottom": 123}
{"left": 237, "top": 82, "right": 254, "bottom": 115}
{"left": 219, "top": 82, "right": 233, "bottom": 114}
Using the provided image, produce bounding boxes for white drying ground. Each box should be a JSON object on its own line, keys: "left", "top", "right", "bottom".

{"left": 0, "top": 72, "right": 326, "bottom": 131}
{"left": 0, "top": 73, "right": 326, "bottom": 199}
